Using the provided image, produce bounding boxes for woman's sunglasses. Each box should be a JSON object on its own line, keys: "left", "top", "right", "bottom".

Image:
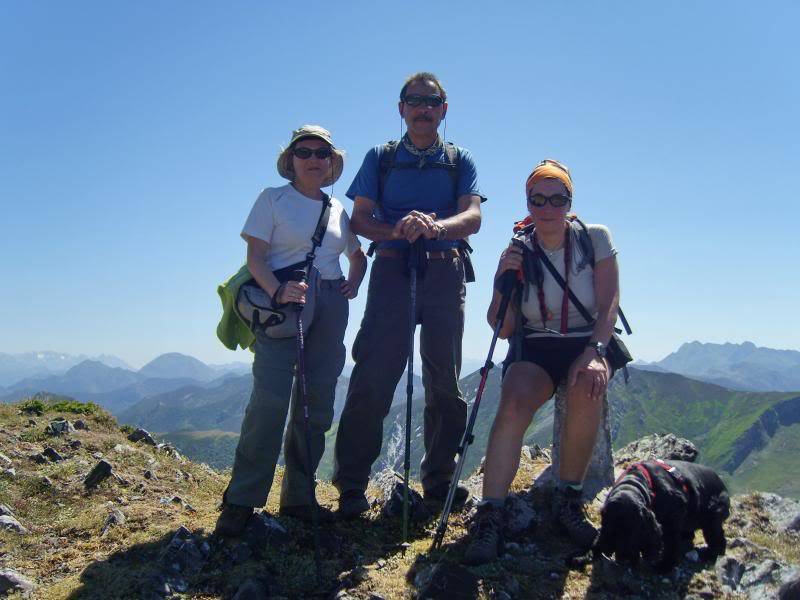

{"left": 527, "top": 193, "right": 572, "bottom": 208}
{"left": 292, "top": 147, "right": 332, "bottom": 159}
{"left": 402, "top": 94, "right": 444, "bottom": 108}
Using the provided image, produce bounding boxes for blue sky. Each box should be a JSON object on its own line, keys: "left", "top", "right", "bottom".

{"left": 2, "top": 2, "right": 798, "bottom": 369}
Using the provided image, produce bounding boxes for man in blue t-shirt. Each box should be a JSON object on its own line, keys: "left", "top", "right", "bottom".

{"left": 333, "top": 72, "right": 485, "bottom": 518}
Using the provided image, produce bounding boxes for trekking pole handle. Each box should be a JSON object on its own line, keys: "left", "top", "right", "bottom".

{"left": 494, "top": 270, "right": 517, "bottom": 322}
{"left": 291, "top": 269, "right": 307, "bottom": 312}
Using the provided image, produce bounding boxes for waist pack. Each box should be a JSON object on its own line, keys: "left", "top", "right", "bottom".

{"left": 228, "top": 193, "right": 331, "bottom": 340}
{"left": 236, "top": 261, "right": 321, "bottom": 339}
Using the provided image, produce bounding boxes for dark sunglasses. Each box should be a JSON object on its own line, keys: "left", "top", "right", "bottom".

{"left": 292, "top": 147, "right": 332, "bottom": 159}
{"left": 527, "top": 193, "right": 572, "bottom": 208}
{"left": 402, "top": 94, "right": 444, "bottom": 108}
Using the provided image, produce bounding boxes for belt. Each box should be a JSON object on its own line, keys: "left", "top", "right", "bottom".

{"left": 375, "top": 248, "right": 459, "bottom": 260}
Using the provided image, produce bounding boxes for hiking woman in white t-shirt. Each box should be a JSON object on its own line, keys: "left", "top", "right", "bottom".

{"left": 465, "top": 159, "right": 622, "bottom": 564}
{"left": 215, "top": 125, "right": 367, "bottom": 536}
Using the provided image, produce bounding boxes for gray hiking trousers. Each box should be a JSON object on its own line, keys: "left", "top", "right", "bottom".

{"left": 333, "top": 255, "right": 467, "bottom": 494}
{"left": 225, "top": 280, "right": 348, "bottom": 508}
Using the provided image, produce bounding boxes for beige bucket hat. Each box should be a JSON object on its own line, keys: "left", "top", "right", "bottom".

{"left": 277, "top": 124, "right": 344, "bottom": 187}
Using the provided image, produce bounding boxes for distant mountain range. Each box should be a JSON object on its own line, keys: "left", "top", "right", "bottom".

{"left": 0, "top": 353, "right": 250, "bottom": 414}
{"left": 0, "top": 351, "right": 132, "bottom": 386}
{"left": 636, "top": 341, "right": 800, "bottom": 391}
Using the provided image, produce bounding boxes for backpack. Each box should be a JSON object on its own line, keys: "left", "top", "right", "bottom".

{"left": 377, "top": 140, "right": 460, "bottom": 204}
{"left": 505, "top": 215, "right": 633, "bottom": 380}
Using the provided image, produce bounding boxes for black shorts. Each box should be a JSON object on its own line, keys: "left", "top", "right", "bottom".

{"left": 515, "top": 336, "right": 593, "bottom": 386}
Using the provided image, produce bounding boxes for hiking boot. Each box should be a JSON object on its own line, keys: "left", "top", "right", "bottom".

{"left": 463, "top": 503, "right": 504, "bottom": 565}
{"left": 279, "top": 503, "right": 336, "bottom": 524}
{"left": 214, "top": 502, "right": 254, "bottom": 537}
{"left": 553, "top": 487, "right": 598, "bottom": 550}
{"left": 337, "top": 490, "right": 370, "bottom": 520}
{"left": 424, "top": 482, "right": 470, "bottom": 509}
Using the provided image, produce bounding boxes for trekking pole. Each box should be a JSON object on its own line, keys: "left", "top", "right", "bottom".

{"left": 291, "top": 269, "right": 322, "bottom": 578}
{"left": 402, "top": 238, "right": 424, "bottom": 547}
{"left": 431, "top": 265, "right": 519, "bottom": 550}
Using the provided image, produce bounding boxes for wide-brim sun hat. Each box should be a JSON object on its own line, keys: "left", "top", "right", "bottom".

{"left": 277, "top": 124, "right": 344, "bottom": 187}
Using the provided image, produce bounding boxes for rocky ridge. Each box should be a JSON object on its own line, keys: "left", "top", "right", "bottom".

{"left": 0, "top": 399, "right": 798, "bottom": 599}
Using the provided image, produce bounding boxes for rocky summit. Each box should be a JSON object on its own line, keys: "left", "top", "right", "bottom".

{"left": 0, "top": 397, "right": 798, "bottom": 599}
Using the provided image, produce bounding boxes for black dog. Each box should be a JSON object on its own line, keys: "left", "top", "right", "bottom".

{"left": 595, "top": 459, "right": 730, "bottom": 572}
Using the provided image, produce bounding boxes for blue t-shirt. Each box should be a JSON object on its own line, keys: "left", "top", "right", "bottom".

{"left": 346, "top": 142, "right": 484, "bottom": 250}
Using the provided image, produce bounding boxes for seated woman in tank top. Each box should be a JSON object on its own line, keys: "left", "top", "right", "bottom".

{"left": 464, "top": 159, "right": 621, "bottom": 565}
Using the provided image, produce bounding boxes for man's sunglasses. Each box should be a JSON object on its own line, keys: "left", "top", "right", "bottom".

{"left": 402, "top": 94, "right": 444, "bottom": 108}
{"left": 292, "top": 147, "right": 332, "bottom": 159}
{"left": 527, "top": 193, "right": 572, "bottom": 208}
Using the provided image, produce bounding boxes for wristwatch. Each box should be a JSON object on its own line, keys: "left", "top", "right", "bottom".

{"left": 435, "top": 222, "right": 447, "bottom": 240}
{"left": 586, "top": 341, "right": 607, "bottom": 358}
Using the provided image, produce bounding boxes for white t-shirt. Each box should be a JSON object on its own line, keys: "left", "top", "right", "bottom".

{"left": 241, "top": 184, "right": 361, "bottom": 279}
{"left": 520, "top": 224, "right": 617, "bottom": 338}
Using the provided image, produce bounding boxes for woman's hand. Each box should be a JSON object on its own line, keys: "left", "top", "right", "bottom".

{"left": 568, "top": 349, "right": 610, "bottom": 401}
{"left": 496, "top": 242, "right": 523, "bottom": 278}
{"left": 277, "top": 281, "right": 308, "bottom": 305}
{"left": 340, "top": 279, "right": 359, "bottom": 299}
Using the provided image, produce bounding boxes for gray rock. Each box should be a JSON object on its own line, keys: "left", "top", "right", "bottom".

{"left": 40, "top": 476, "right": 53, "bottom": 487}
{"left": 84, "top": 459, "right": 113, "bottom": 489}
{"left": 100, "top": 508, "right": 126, "bottom": 536}
{"left": 741, "top": 559, "right": 781, "bottom": 589}
{"left": 1, "top": 468, "right": 15, "bottom": 478}
{"left": 42, "top": 447, "right": 65, "bottom": 462}
{"left": 74, "top": 419, "right": 89, "bottom": 430}
{"left": 754, "top": 493, "right": 800, "bottom": 534}
{"left": 372, "top": 469, "right": 430, "bottom": 520}
{"left": 549, "top": 386, "right": 614, "bottom": 498}
{"left": 232, "top": 577, "right": 270, "bottom": 600}
{"left": 30, "top": 452, "right": 48, "bottom": 464}
{"left": 160, "top": 526, "right": 208, "bottom": 574}
{"left": 504, "top": 494, "right": 537, "bottom": 536}
{"left": 0, "top": 504, "right": 13, "bottom": 517}
{"left": 0, "top": 453, "right": 12, "bottom": 467}
{"left": 0, "top": 515, "right": 29, "bottom": 534}
{"left": 0, "top": 569, "right": 35, "bottom": 595}
{"left": 524, "top": 444, "right": 551, "bottom": 462}
{"left": 241, "top": 511, "right": 289, "bottom": 556}
{"left": 128, "top": 427, "right": 157, "bottom": 446}
{"left": 144, "top": 469, "right": 158, "bottom": 480}
{"left": 716, "top": 555, "right": 745, "bottom": 590}
{"left": 69, "top": 440, "right": 82, "bottom": 450}
{"left": 47, "top": 418, "right": 75, "bottom": 435}
{"left": 613, "top": 432, "right": 699, "bottom": 466}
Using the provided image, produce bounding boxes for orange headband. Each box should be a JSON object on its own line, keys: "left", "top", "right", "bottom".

{"left": 525, "top": 159, "right": 573, "bottom": 197}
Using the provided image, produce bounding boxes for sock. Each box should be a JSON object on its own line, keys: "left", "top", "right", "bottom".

{"left": 558, "top": 480, "right": 583, "bottom": 494}
{"left": 480, "top": 497, "right": 505, "bottom": 508}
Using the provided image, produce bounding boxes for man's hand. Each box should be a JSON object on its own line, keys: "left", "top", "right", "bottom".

{"left": 392, "top": 211, "right": 438, "bottom": 242}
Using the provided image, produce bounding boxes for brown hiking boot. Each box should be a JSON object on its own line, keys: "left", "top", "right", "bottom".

{"left": 336, "top": 490, "right": 370, "bottom": 520}
{"left": 214, "top": 502, "right": 253, "bottom": 537}
{"left": 463, "top": 503, "right": 504, "bottom": 565}
{"left": 279, "top": 503, "right": 336, "bottom": 524}
{"left": 424, "top": 482, "right": 471, "bottom": 509}
{"left": 553, "top": 487, "right": 598, "bottom": 550}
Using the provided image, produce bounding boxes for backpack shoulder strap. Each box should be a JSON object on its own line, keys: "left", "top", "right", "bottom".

{"left": 444, "top": 142, "right": 460, "bottom": 196}
{"left": 570, "top": 216, "right": 595, "bottom": 267}
{"left": 378, "top": 141, "right": 400, "bottom": 204}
